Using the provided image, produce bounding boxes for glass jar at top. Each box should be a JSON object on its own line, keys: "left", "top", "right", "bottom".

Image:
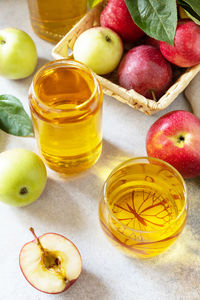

{"left": 27, "top": 0, "right": 88, "bottom": 43}
{"left": 29, "top": 59, "right": 103, "bottom": 174}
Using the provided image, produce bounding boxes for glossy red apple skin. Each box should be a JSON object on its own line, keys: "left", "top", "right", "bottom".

{"left": 146, "top": 110, "right": 200, "bottom": 178}
{"left": 160, "top": 21, "right": 200, "bottom": 67}
{"left": 118, "top": 45, "right": 172, "bottom": 99}
{"left": 100, "top": 0, "right": 145, "bottom": 42}
{"left": 19, "top": 232, "right": 82, "bottom": 294}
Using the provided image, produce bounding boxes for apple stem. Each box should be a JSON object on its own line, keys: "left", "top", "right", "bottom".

{"left": 29, "top": 227, "right": 45, "bottom": 252}
{"left": 150, "top": 90, "right": 157, "bottom": 101}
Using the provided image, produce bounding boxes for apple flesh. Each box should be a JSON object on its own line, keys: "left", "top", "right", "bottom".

{"left": 100, "top": 0, "right": 145, "bottom": 42}
{"left": 73, "top": 27, "right": 123, "bottom": 75}
{"left": 19, "top": 228, "right": 82, "bottom": 294}
{"left": 0, "top": 148, "right": 47, "bottom": 207}
{"left": 160, "top": 21, "right": 200, "bottom": 67}
{"left": 146, "top": 110, "right": 200, "bottom": 178}
{"left": 0, "top": 28, "right": 37, "bottom": 79}
{"left": 118, "top": 45, "right": 172, "bottom": 99}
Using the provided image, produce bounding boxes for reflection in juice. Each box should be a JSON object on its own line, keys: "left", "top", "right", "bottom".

{"left": 29, "top": 60, "right": 103, "bottom": 174}
{"left": 99, "top": 158, "right": 187, "bottom": 258}
{"left": 27, "top": 0, "right": 88, "bottom": 43}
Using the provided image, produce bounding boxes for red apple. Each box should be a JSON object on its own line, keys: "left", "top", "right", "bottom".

{"left": 145, "top": 37, "right": 160, "bottom": 49}
{"left": 160, "top": 21, "right": 200, "bottom": 67}
{"left": 100, "top": 0, "right": 145, "bottom": 43}
{"left": 146, "top": 110, "right": 200, "bottom": 178}
{"left": 118, "top": 45, "right": 172, "bottom": 99}
{"left": 19, "top": 228, "right": 82, "bottom": 294}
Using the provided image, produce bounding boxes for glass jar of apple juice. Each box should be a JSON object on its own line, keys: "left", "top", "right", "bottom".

{"left": 29, "top": 59, "right": 103, "bottom": 174}
{"left": 27, "top": 0, "right": 88, "bottom": 43}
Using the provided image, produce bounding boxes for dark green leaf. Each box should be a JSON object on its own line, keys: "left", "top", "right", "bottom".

{"left": 125, "top": 0, "right": 177, "bottom": 45}
{"left": 178, "top": 0, "right": 200, "bottom": 22}
{"left": 185, "top": 10, "right": 200, "bottom": 24}
{"left": 180, "top": 0, "right": 200, "bottom": 17}
{"left": 0, "top": 94, "right": 34, "bottom": 137}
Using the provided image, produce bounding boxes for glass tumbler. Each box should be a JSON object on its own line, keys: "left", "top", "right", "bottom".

{"left": 29, "top": 59, "right": 103, "bottom": 174}
{"left": 27, "top": 0, "right": 88, "bottom": 43}
{"left": 99, "top": 157, "right": 187, "bottom": 258}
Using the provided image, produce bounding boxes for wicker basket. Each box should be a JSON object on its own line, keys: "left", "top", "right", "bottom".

{"left": 52, "top": 2, "right": 200, "bottom": 115}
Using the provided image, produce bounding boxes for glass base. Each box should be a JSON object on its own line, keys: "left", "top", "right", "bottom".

{"left": 41, "top": 144, "right": 102, "bottom": 174}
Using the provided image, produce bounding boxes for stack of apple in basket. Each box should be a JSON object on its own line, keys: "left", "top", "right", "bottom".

{"left": 52, "top": 0, "right": 200, "bottom": 114}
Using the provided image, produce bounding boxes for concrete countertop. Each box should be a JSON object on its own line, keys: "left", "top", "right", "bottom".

{"left": 0, "top": 1, "right": 199, "bottom": 299}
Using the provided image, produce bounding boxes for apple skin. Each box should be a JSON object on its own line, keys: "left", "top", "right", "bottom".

{"left": 146, "top": 110, "right": 200, "bottom": 178}
{"left": 145, "top": 37, "right": 160, "bottom": 49}
{"left": 0, "top": 28, "right": 37, "bottom": 79}
{"left": 160, "top": 21, "right": 200, "bottom": 67}
{"left": 0, "top": 148, "right": 47, "bottom": 207}
{"left": 100, "top": 0, "right": 145, "bottom": 43}
{"left": 19, "top": 232, "right": 82, "bottom": 294}
{"left": 73, "top": 27, "right": 123, "bottom": 75}
{"left": 118, "top": 45, "right": 172, "bottom": 99}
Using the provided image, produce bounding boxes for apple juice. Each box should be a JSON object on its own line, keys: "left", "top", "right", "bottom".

{"left": 29, "top": 60, "right": 103, "bottom": 174}
{"left": 99, "top": 157, "right": 187, "bottom": 258}
{"left": 27, "top": 0, "right": 87, "bottom": 43}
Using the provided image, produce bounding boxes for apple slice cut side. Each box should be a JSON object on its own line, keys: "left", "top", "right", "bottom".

{"left": 19, "top": 229, "right": 82, "bottom": 294}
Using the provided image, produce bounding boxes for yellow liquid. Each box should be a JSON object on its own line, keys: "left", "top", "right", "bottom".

{"left": 29, "top": 62, "right": 103, "bottom": 173}
{"left": 27, "top": 0, "right": 88, "bottom": 43}
{"left": 99, "top": 161, "right": 187, "bottom": 258}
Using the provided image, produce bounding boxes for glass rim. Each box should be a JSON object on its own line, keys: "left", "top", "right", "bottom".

{"left": 103, "top": 156, "right": 188, "bottom": 234}
{"left": 31, "top": 59, "right": 100, "bottom": 113}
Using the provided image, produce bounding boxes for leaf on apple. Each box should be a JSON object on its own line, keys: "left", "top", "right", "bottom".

{"left": 125, "top": 0, "right": 177, "bottom": 45}
{"left": 0, "top": 94, "right": 34, "bottom": 137}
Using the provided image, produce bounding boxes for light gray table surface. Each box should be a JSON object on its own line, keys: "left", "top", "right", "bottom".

{"left": 0, "top": 1, "right": 199, "bottom": 299}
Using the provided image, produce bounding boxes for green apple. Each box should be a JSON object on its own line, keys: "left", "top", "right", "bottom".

{"left": 0, "top": 148, "right": 47, "bottom": 207}
{"left": 0, "top": 28, "right": 37, "bottom": 79}
{"left": 73, "top": 27, "right": 123, "bottom": 75}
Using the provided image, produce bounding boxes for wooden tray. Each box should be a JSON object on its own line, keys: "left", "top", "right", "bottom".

{"left": 52, "top": 2, "right": 200, "bottom": 115}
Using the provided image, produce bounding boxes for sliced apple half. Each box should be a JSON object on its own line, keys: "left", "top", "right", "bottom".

{"left": 19, "top": 228, "right": 82, "bottom": 294}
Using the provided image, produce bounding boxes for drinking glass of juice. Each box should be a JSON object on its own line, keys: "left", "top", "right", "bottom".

{"left": 29, "top": 59, "right": 103, "bottom": 174}
{"left": 99, "top": 157, "right": 187, "bottom": 258}
{"left": 27, "top": 0, "right": 88, "bottom": 43}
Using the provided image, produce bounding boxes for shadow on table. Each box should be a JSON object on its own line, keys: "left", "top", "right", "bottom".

{"left": 50, "top": 138, "right": 133, "bottom": 201}
{"left": 17, "top": 176, "right": 86, "bottom": 234}
{"left": 17, "top": 139, "right": 132, "bottom": 232}
{"left": 57, "top": 269, "right": 110, "bottom": 300}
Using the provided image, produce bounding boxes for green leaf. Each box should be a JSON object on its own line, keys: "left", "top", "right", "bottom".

{"left": 181, "top": 0, "right": 200, "bottom": 17}
{"left": 0, "top": 94, "right": 34, "bottom": 137}
{"left": 185, "top": 10, "right": 200, "bottom": 24}
{"left": 125, "top": 0, "right": 177, "bottom": 45}
{"left": 88, "top": 0, "right": 102, "bottom": 8}
{"left": 178, "top": 0, "right": 200, "bottom": 22}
